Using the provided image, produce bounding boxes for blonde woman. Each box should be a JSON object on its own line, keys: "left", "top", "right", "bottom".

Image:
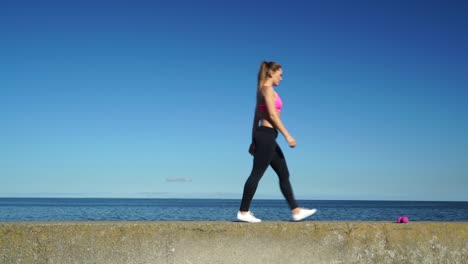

{"left": 237, "top": 61, "right": 317, "bottom": 223}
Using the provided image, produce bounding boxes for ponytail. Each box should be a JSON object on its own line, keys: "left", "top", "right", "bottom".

{"left": 257, "top": 61, "right": 282, "bottom": 91}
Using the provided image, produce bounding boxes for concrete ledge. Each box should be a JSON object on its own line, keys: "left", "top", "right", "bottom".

{"left": 1, "top": 222, "right": 467, "bottom": 264}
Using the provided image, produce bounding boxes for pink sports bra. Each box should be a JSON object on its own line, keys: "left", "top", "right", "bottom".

{"left": 259, "top": 92, "right": 283, "bottom": 112}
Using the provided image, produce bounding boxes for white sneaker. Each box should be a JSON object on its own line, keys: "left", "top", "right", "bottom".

{"left": 292, "top": 208, "right": 317, "bottom": 221}
{"left": 237, "top": 211, "right": 262, "bottom": 223}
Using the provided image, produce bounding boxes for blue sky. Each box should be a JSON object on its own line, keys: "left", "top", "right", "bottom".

{"left": 1, "top": 0, "right": 467, "bottom": 201}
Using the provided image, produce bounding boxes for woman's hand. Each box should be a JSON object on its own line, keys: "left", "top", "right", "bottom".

{"left": 248, "top": 143, "right": 255, "bottom": 156}
{"left": 286, "top": 135, "right": 296, "bottom": 148}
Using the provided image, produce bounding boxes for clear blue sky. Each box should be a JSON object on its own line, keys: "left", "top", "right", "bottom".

{"left": 1, "top": 0, "right": 467, "bottom": 201}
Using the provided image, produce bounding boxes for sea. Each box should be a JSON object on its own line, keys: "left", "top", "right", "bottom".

{"left": 0, "top": 198, "right": 467, "bottom": 222}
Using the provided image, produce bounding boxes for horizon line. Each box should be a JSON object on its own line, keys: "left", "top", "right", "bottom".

{"left": 0, "top": 196, "right": 466, "bottom": 203}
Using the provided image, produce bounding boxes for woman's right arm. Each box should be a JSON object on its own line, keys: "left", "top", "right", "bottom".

{"left": 261, "top": 86, "right": 296, "bottom": 147}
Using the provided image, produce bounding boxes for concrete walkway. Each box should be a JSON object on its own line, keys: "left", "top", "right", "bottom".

{"left": 1, "top": 221, "right": 467, "bottom": 263}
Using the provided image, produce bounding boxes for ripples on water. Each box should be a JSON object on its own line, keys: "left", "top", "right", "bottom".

{"left": 0, "top": 198, "right": 466, "bottom": 222}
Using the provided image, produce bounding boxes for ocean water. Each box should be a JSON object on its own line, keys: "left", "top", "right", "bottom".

{"left": 0, "top": 198, "right": 467, "bottom": 222}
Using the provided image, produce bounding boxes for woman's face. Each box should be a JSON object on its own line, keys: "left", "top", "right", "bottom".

{"left": 271, "top": 68, "right": 283, "bottom": 86}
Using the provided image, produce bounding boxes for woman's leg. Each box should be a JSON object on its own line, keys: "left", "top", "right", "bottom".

{"left": 270, "top": 145, "right": 317, "bottom": 220}
{"left": 239, "top": 128, "right": 277, "bottom": 212}
{"left": 270, "top": 145, "right": 299, "bottom": 210}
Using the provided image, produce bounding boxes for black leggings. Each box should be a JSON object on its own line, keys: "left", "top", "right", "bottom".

{"left": 240, "top": 126, "right": 298, "bottom": 211}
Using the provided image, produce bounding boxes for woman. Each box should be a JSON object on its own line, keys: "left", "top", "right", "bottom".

{"left": 237, "top": 61, "right": 317, "bottom": 223}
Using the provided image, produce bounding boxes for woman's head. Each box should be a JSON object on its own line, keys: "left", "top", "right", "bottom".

{"left": 257, "top": 61, "right": 282, "bottom": 89}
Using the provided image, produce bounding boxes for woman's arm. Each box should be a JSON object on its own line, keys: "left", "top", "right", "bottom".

{"left": 251, "top": 107, "right": 261, "bottom": 142}
{"left": 261, "top": 86, "right": 296, "bottom": 147}
{"left": 248, "top": 105, "right": 261, "bottom": 155}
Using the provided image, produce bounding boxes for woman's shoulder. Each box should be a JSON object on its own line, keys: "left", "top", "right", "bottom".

{"left": 260, "top": 85, "right": 276, "bottom": 98}
{"left": 260, "top": 85, "right": 275, "bottom": 93}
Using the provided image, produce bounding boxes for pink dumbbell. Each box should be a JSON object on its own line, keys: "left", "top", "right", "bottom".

{"left": 397, "top": 216, "right": 409, "bottom": 223}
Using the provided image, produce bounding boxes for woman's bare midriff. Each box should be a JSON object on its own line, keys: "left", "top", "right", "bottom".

{"left": 259, "top": 112, "right": 280, "bottom": 128}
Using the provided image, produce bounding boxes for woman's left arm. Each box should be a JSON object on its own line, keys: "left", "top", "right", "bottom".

{"left": 249, "top": 106, "right": 260, "bottom": 155}
{"left": 251, "top": 107, "right": 260, "bottom": 142}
